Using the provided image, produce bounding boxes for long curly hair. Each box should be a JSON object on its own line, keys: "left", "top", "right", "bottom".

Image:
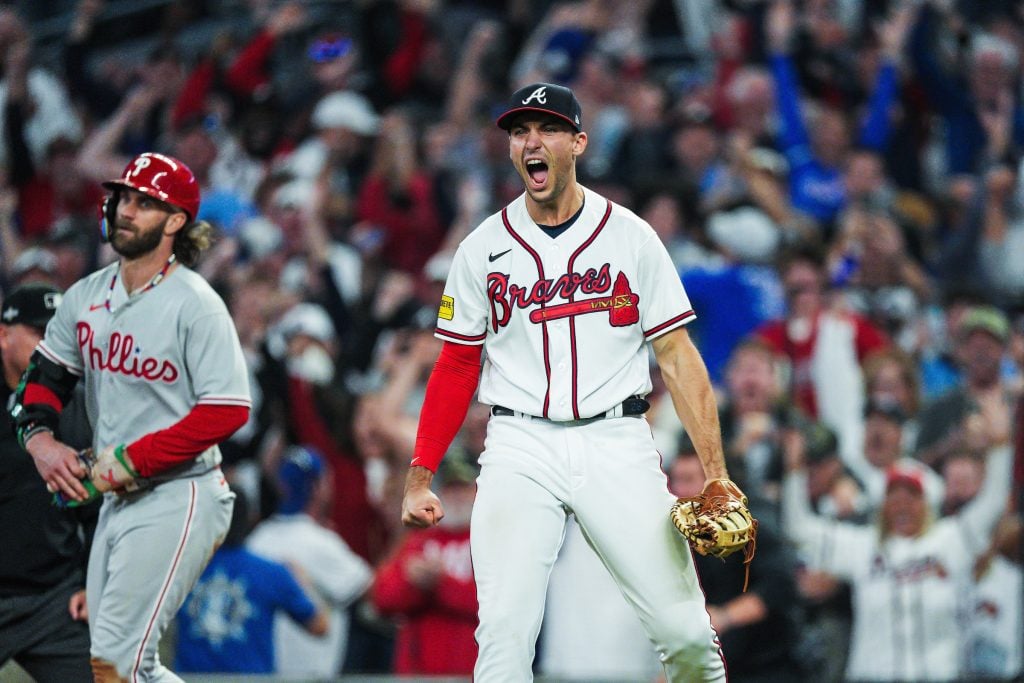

{"left": 172, "top": 219, "right": 215, "bottom": 267}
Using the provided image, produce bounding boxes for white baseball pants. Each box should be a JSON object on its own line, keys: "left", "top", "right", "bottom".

{"left": 471, "top": 414, "right": 727, "bottom": 682}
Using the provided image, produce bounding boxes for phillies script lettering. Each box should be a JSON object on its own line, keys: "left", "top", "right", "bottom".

{"left": 77, "top": 322, "right": 179, "bottom": 382}
{"left": 487, "top": 263, "right": 612, "bottom": 331}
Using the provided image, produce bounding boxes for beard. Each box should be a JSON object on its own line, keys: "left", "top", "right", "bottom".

{"left": 110, "top": 216, "right": 169, "bottom": 259}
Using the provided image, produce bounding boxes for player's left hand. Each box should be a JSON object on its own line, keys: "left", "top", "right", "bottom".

{"left": 85, "top": 444, "right": 139, "bottom": 494}
{"left": 671, "top": 478, "right": 758, "bottom": 588}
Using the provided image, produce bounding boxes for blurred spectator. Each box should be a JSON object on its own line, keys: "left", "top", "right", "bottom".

{"left": 668, "top": 105, "right": 730, "bottom": 207}
{"left": 829, "top": 203, "right": 931, "bottom": 347}
{"left": 935, "top": 119, "right": 1024, "bottom": 307}
{"left": 8, "top": 246, "right": 57, "bottom": 287}
{"left": 0, "top": 8, "right": 83, "bottom": 170}
{"left": 965, "top": 512, "right": 1023, "bottom": 680}
{"left": 670, "top": 445, "right": 803, "bottom": 683}
{"left": 784, "top": 424, "right": 862, "bottom": 683}
{"left": 170, "top": 119, "right": 258, "bottom": 237}
{"left": 917, "top": 287, "right": 991, "bottom": 399}
{"left": 371, "top": 456, "right": 479, "bottom": 676}
{"left": 976, "top": 147, "right": 1024, "bottom": 305}
{"left": 3, "top": 128, "right": 101, "bottom": 242}
{"left": 175, "top": 490, "right": 329, "bottom": 674}
{"left": 716, "top": 66, "right": 776, "bottom": 148}
{"left": 798, "top": 423, "right": 868, "bottom": 523}
{"left": 755, "top": 246, "right": 889, "bottom": 454}
{"left": 356, "top": 108, "right": 446, "bottom": 275}
{"left": 681, "top": 216, "right": 786, "bottom": 385}
{"left": 609, "top": 79, "right": 676, "bottom": 196}
{"left": 908, "top": 1, "right": 1024, "bottom": 179}
{"left": 716, "top": 339, "right": 796, "bottom": 506}
{"left": 764, "top": 1, "right": 908, "bottom": 232}
{"left": 853, "top": 397, "right": 945, "bottom": 513}
{"left": 359, "top": 0, "right": 445, "bottom": 108}
{"left": 45, "top": 216, "right": 98, "bottom": 291}
{"left": 260, "top": 302, "right": 383, "bottom": 561}
{"left": 247, "top": 446, "right": 373, "bottom": 678}
{"left": 277, "top": 89, "right": 378, "bottom": 186}
{"left": 74, "top": 81, "right": 179, "bottom": 185}
{"left": 915, "top": 306, "right": 1015, "bottom": 470}
{"left": 942, "top": 451, "right": 985, "bottom": 517}
{"left": 638, "top": 190, "right": 712, "bottom": 271}
{"left": 783, "top": 435, "right": 1013, "bottom": 682}
{"left": 63, "top": 0, "right": 124, "bottom": 122}
{"left": 862, "top": 348, "right": 922, "bottom": 450}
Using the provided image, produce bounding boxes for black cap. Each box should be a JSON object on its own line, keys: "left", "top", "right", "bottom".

{"left": 864, "top": 398, "right": 907, "bottom": 424}
{"left": 1, "top": 282, "right": 62, "bottom": 328}
{"left": 496, "top": 83, "right": 583, "bottom": 132}
{"left": 804, "top": 423, "right": 839, "bottom": 464}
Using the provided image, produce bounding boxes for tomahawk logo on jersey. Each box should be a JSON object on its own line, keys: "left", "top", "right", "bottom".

{"left": 436, "top": 187, "right": 695, "bottom": 422}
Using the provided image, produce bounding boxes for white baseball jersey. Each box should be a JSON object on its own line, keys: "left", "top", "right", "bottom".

{"left": 437, "top": 186, "right": 694, "bottom": 419}
{"left": 38, "top": 261, "right": 251, "bottom": 477}
{"left": 783, "top": 445, "right": 1012, "bottom": 682}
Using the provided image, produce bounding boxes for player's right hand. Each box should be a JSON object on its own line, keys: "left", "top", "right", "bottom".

{"left": 401, "top": 486, "right": 445, "bottom": 528}
{"left": 25, "top": 431, "right": 90, "bottom": 502}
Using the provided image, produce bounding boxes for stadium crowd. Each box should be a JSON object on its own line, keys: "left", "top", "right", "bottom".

{"left": 1, "top": 0, "right": 1023, "bottom": 680}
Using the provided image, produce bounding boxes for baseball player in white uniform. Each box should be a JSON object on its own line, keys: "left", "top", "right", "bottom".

{"left": 401, "top": 83, "right": 735, "bottom": 681}
{"left": 11, "top": 153, "right": 251, "bottom": 682}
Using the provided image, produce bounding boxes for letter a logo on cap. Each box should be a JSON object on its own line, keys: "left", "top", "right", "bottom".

{"left": 522, "top": 86, "right": 547, "bottom": 105}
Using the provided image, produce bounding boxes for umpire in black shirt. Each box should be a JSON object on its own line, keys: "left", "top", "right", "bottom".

{"left": 0, "top": 282, "right": 96, "bottom": 682}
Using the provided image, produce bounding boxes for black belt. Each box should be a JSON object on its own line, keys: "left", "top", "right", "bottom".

{"left": 490, "top": 396, "right": 650, "bottom": 424}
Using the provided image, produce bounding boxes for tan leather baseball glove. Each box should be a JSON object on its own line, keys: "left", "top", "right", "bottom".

{"left": 671, "top": 478, "right": 758, "bottom": 589}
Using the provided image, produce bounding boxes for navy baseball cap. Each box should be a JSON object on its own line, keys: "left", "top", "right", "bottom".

{"left": 1, "top": 282, "right": 62, "bottom": 328}
{"left": 496, "top": 82, "right": 583, "bottom": 132}
{"left": 277, "top": 446, "right": 325, "bottom": 515}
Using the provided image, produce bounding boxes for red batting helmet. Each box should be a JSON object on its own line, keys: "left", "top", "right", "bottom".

{"left": 102, "top": 153, "right": 201, "bottom": 221}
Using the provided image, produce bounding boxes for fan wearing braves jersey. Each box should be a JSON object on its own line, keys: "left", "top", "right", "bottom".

{"left": 400, "top": 82, "right": 739, "bottom": 682}
{"left": 10, "top": 152, "right": 251, "bottom": 683}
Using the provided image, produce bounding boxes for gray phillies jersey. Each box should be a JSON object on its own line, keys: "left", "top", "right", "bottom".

{"left": 37, "top": 261, "right": 251, "bottom": 480}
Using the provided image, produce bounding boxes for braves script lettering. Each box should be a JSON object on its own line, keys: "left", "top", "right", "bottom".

{"left": 77, "top": 322, "right": 179, "bottom": 382}
{"left": 487, "top": 264, "right": 612, "bottom": 331}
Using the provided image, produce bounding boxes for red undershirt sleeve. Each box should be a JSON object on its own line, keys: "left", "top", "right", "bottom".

{"left": 127, "top": 404, "right": 250, "bottom": 477}
{"left": 410, "top": 341, "right": 483, "bottom": 472}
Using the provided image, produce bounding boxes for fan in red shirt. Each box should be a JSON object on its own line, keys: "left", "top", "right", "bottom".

{"left": 756, "top": 246, "right": 888, "bottom": 420}
{"left": 371, "top": 457, "right": 478, "bottom": 675}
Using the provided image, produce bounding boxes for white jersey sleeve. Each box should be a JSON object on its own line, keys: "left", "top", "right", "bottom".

{"left": 635, "top": 232, "right": 696, "bottom": 340}
{"left": 435, "top": 238, "right": 490, "bottom": 346}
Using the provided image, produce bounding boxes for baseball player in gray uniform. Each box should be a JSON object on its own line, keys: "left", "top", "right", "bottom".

{"left": 401, "top": 83, "right": 741, "bottom": 681}
{"left": 11, "top": 152, "right": 251, "bottom": 682}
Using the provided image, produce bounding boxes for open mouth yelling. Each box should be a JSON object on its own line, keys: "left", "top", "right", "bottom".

{"left": 526, "top": 158, "right": 549, "bottom": 190}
